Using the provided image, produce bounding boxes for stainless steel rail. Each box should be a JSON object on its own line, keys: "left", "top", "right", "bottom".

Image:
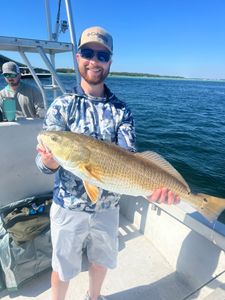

{"left": 0, "top": 0, "right": 79, "bottom": 109}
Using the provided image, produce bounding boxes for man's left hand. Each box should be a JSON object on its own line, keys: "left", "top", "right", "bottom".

{"left": 148, "top": 187, "right": 180, "bottom": 205}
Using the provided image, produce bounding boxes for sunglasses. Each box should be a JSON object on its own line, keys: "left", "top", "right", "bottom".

{"left": 79, "top": 48, "right": 111, "bottom": 63}
{"left": 3, "top": 73, "right": 18, "bottom": 78}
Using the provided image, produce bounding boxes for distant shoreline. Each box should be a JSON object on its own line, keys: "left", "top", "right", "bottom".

{"left": 109, "top": 71, "right": 183, "bottom": 79}
{"left": 56, "top": 68, "right": 183, "bottom": 79}
{"left": 1, "top": 56, "right": 224, "bottom": 81}
{"left": 56, "top": 69, "right": 225, "bottom": 82}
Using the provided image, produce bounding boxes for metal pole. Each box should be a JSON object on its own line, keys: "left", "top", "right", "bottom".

{"left": 54, "top": 0, "right": 62, "bottom": 41}
{"left": 44, "top": 0, "right": 58, "bottom": 99}
{"left": 44, "top": 0, "right": 53, "bottom": 40}
{"left": 37, "top": 46, "right": 66, "bottom": 94}
{"left": 19, "top": 51, "right": 48, "bottom": 109}
{"left": 64, "top": 0, "right": 81, "bottom": 91}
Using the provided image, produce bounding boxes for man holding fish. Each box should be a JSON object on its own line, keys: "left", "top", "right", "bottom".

{"left": 36, "top": 26, "right": 179, "bottom": 300}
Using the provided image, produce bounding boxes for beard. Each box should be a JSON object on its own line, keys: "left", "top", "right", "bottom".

{"left": 9, "top": 81, "right": 19, "bottom": 87}
{"left": 7, "top": 78, "right": 20, "bottom": 87}
{"left": 78, "top": 64, "right": 110, "bottom": 85}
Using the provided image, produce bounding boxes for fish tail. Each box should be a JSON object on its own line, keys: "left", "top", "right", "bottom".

{"left": 195, "top": 193, "right": 225, "bottom": 222}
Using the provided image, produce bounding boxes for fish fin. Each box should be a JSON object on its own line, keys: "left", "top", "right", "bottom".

{"left": 136, "top": 151, "right": 190, "bottom": 191}
{"left": 195, "top": 193, "right": 225, "bottom": 222}
{"left": 83, "top": 181, "right": 100, "bottom": 204}
{"left": 80, "top": 164, "right": 104, "bottom": 183}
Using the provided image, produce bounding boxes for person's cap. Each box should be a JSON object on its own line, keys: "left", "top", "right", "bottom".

{"left": 78, "top": 26, "right": 113, "bottom": 53}
{"left": 2, "top": 61, "right": 20, "bottom": 75}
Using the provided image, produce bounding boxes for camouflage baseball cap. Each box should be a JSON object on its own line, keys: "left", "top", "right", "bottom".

{"left": 2, "top": 61, "right": 20, "bottom": 74}
{"left": 78, "top": 26, "right": 113, "bottom": 53}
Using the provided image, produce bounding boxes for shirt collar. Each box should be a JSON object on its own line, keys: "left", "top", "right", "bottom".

{"left": 74, "top": 84, "right": 114, "bottom": 102}
{"left": 5, "top": 82, "right": 22, "bottom": 92}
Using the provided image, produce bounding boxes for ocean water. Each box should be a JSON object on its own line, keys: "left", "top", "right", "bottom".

{"left": 106, "top": 76, "right": 225, "bottom": 199}
{"left": 59, "top": 75, "right": 225, "bottom": 226}
{"left": 1, "top": 74, "right": 225, "bottom": 226}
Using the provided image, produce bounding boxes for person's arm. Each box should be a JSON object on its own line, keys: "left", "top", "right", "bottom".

{"left": 0, "top": 89, "right": 6, "bottom": 111}
{"left": 31, "top": 86, "right": 46, "bottom": 117}
{"left": 36, "top": 143, "right": 60, "bottom": 176}
{"left": 35, "top": 97, "right": 66, "bottom": 174}
{"left": 117, "top": 106, "right": 136, "bottom": 152}
{"left": 0, "top": 95, "right": 3, "bottom": 114}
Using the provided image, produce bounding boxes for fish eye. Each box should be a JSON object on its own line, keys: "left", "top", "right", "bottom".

{"left": 51, "top": 135, "right": 59, "bottom": 142}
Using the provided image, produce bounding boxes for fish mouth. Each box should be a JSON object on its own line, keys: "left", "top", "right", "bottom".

{"left": 37, "top": 134, "right": 50, "bottom": 152}
{"left": 37, "top": 134, "right": 45, "bottom": 148}
{"left": 37, "top": 134, "right": 42, "bottom": 145}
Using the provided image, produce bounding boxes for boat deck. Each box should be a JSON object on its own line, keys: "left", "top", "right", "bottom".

{"left": 0, "top": 214, "right": 211, "bottom": 300}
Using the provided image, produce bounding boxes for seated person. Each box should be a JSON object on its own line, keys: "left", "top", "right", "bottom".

{"left": 0, "top": 61, "right": 45, "bottom": 118}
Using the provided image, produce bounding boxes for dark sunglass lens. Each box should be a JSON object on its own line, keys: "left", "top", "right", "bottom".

{"left": 80, "top": 48, "right": 111, "bottom": 63}
{"left": 4, "top": 74, "right": 17, "bottom": 78}
{"left": 97, "top": 51, "right": 111, "bottom": 62}
{"left": 80, "top": 48, "right": 94, "bottom": 59}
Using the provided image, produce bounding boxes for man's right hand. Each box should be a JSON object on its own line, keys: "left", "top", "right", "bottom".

{"left": 36, "top": 144, "right": 60, "bottom": 170}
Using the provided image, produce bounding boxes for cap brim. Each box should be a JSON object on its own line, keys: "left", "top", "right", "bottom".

{"left": 78, "top": 42, "right": 113, "bottom": 54}
{"left": 2, "top": 71, "right": 19, "bottom": 75}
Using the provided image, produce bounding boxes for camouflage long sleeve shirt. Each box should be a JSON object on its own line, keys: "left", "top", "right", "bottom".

{"left": 36, "top": 85, "right": 136, "bottom": 212}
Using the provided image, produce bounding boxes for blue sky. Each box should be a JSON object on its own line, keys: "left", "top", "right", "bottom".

{"left": 1, "top": 0, "right": 225, "bottom": 79}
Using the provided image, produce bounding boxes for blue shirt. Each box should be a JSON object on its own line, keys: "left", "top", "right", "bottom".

{"left": 36, "top": 85, "right": 136, "bottom": 212}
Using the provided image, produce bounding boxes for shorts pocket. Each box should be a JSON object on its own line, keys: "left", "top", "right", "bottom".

{"left": 50, "top": 203, "right": 66, "bottom": 225}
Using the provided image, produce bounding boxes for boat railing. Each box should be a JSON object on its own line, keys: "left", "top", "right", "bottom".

{"left": 0, "top": 0, "right": 80, "bottom": 109}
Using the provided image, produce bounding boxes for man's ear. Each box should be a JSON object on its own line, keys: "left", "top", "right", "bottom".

{"left": 76, "top": 53, "right": 80, "bottom": 61}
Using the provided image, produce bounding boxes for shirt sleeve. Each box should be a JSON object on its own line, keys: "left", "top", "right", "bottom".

{"left": 117, "top": 106, "right": 136, "bottom": 152}
{"left": 0, "top": 89, "right": 7, "bottom": 111}
{"left": 31, "top": 86, "right": 45, "bottom": 116}
{"left": 36, "top": 97, "right": 67, "bottom": 173}
{"left": 0, "top": 93, "right": 3, "bottom": 112}
{"left": 43, "top": 97, "right": 68, "bottom": 131}
{"left": 35, "top": 154, "right": 59, "bottom": 174}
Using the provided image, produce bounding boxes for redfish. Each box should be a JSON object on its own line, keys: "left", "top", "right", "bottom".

{"left": 38, "top": 131, "right": 225, "bottom": 221}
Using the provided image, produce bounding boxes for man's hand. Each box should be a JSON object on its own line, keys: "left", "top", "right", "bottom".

{"left": 36, "top": 144, "right": 60, "bottom": 170}
{"left": 148, "top": 187, "right": 180, "bottom": 205}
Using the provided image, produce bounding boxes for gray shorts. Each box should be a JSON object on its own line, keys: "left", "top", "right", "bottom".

{"left": 50, "top": 202, "right": 119, "bottom": 281}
